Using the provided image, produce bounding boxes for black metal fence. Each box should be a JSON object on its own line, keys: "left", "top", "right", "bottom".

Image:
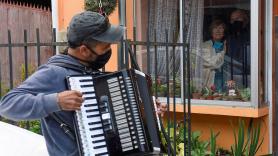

{"left": 0, "top": 28, "right": 65, "bottom": 130}
{"left": 0, "top": 27, "right": 192, "bottom": 155}
{"left": 121, "top": 33, "right": 192, "bottom": 155}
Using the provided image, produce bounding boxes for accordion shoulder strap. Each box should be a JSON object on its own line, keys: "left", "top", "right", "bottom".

{"left": 50, "top": 113, "right": 76, "bottom": 141}
{"left": 49, "top": 62, "right": 100, "bottom": 75}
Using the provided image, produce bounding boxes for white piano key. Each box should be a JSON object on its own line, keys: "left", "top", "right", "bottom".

{"left": 82, "top": 93, "right": 96, "bottom": 98}
{"left": 84, "top": 105, "right": 98, "bottom": 110}
{"left": 82, "top": 99, "right": 97, "bottom": 105}
{"left": 78, "top": 81, "right": 93, "bottom": 85}
{"left": 89, "top": 129, "right": 104, "bottom": 135}
{"left": 78, "top": 87, "right": 95, "bottom": 93}
{"left": 89, "top": 123, "right": 102, "bottom": 129}
{"left": 84, "top": 111, "right": 99, "bottom": 117}
{"left": 93, "top": 147, "right": 108, "bottom": 155}
{"left": 93, "top": 141, "right": 106, "bottom": 147}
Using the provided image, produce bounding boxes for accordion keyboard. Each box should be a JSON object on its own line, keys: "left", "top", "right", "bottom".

{"left": 68, "top": 76, "right": 109, "bottom": 156}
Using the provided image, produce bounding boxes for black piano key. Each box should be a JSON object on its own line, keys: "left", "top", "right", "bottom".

{"left": 92, "top": 139, "right": 106, "bottom": 144}
{"left": 90, "top": 127, "right": 102, "bottom": 131}
{"left": 80, "top": 84, "right": 94, "bottom": 88}
{"left": 93, "top": 144, "right": 107, "bottom": 149}
{"left": 87, "top": 114, "right": 100, "bottom": 118}
{"left": 82, "top": 91, "right": 95, "bottom": 94}
{"left": 88, "top": 121, "right": 102, "bottom": 125}
{"left": 84, "top": 104, "right": 98, "bottom": 107}
{"left": 86, "top": 108, "right": 99, "bottom": 112}
{"left": 91, "top": 134, "right": 104, "bottom": 138}
{"left": 95, "top": 152, "right": 109, "bottom": 156}
{"left": 79, "top": 79, "right": 92, "bottom": 82}
{"left": 84, "top": 96, "right": 96, "bottom": 100}
{"left": 85, "top": 109, "right": 99, "bottom": 113}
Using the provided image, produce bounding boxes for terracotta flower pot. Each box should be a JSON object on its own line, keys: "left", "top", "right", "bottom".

{"left": 206, "top": 96, "right": 214, "bottom": 100}
{"left": 192, "top": 93, "right": 202, "bottom": 99}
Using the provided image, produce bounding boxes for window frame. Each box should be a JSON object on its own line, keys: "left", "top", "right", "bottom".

{"left": 177, "top": 0, "right": 261, "bottom": 108}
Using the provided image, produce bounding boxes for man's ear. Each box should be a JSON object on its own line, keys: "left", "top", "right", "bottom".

{"left": 79, "top": 45, "right": 91, "bottom": 57}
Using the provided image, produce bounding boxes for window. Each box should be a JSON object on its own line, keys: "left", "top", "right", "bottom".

{"left": 189, "top": 0, "right": 252, "bottom": 102}
{"left": 135, "top": 0, "right": 265, "bottom": 108}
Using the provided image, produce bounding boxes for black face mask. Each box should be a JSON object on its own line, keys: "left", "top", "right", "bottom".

{"left": 230, "top": 21, "right": 244, "bottom": 33}
{"left": 89, "top": 49, "right": 112, "bottom": 70}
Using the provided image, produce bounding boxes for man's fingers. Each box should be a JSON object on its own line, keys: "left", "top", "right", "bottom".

{"left": 74, "top": 97, "right": 84, "bottom": 103}
{"left": 73, "top": 90, "right": 83, "bottom": 97}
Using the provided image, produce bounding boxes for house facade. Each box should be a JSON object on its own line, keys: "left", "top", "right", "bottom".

{"left": 52, "top": 0, "right": 278, "bottom": 154}
{"left": 49, "top": 0, "right": 278, "bottom": 155}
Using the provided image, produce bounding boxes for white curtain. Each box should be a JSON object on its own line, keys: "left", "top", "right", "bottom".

{"left": 147, "top": 0, "right": 204, "bottom": 88}
{"left": 186, "top": 0, "right": 204, "bottom": 89}
{"left": 148, "top": 0, "right": 180, "bottom": 81}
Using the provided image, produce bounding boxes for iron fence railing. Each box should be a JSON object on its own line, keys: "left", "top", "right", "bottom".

{"left": 121, "top": 36, "right": 192, "bottom": 155}
{"left": 0, "top": 27, "right": 192, "bottom": 155}
{"left": 0, "top": 28, "right": 64, "bottom": 132}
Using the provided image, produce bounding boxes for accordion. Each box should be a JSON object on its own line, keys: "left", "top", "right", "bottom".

{"left": 67, "top": 69, "right": 162, "bottom": 156}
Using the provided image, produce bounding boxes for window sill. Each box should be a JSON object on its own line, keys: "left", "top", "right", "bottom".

{"left": 158, "top": 98, "right": 269, "bottom": 118}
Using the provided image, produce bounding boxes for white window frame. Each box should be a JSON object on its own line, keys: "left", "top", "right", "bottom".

{"left": 163, "top": 0, "right": 260, "bottom": 108}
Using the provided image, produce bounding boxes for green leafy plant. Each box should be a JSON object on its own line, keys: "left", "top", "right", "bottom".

{"left": 85, "top": 0, "right": 117, "bottom": 16}
{"left": 216, "top": 147, "right": 231, "bottom": 156}
{"left": 18, "top": 120, "right": 41, "bottom": 134}
{"left": 191, "top": 131, "right": 210, "bottom": 156}
{"left": 238, "top": 88, "right": 251, "bottom": 101}
{"left": 210, "top": 129, "right": 220, "bottom": 156}
{"left": 231, "top": 119, "right": 246, "bottom": 156}
{"left": 161, "top": 122, "right": 216, "bottom": 156}
{"left": 231, "top": 119, "right": 264, "bottom": 156}
{"left": 0, "top": 64, "right": 41, "bottom": 134}
{"left": 245, "top": 120, "right": 264, "bottom": 156}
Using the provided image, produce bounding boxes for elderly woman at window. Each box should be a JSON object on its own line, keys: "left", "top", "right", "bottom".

{"left": 202, "top": 20, "right": 226, "bottom": 91}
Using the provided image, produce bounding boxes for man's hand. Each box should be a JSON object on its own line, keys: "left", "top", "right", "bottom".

{"left": 155, "top": 99, "right": 167, "bottom": 117}
{"left": 57, "top": 90, "right": 84, "bottom": 111}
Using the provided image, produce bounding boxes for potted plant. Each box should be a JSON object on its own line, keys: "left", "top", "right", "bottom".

{"left": 191, "top": 84, "right": 202, "bottom": 99}
{"left": 200, "top": 85, "right": 217, "bottom": 100}
{"left": 222, "top": 80, "right": 241, "bottom": 101}
{"left": 238, "top": 88, "right": 251, "bottom": 101}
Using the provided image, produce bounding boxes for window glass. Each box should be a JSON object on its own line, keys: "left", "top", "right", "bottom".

{"left": 199, "top": 0, "right": 250, "bottom": 101}
{"left": 137, "top": 0, "right": 251, "bottom": 102}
